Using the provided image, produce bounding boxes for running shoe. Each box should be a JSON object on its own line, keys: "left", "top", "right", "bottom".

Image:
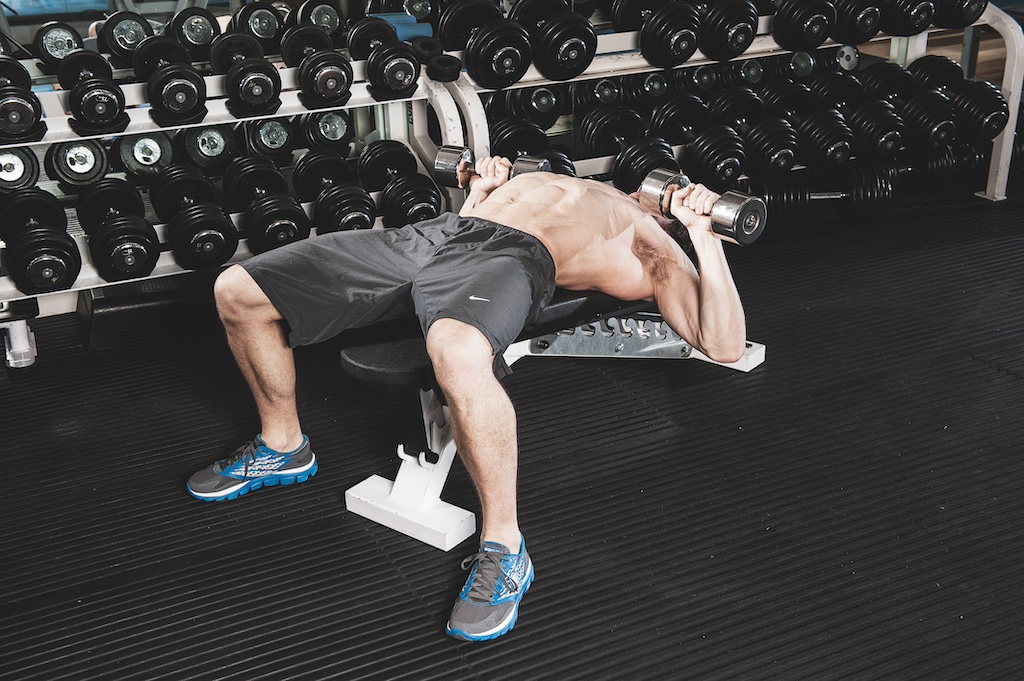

{"left": 187, "top": 435, "right": 317, "bottom": 502}
{"left": 446, "top": 536, "right": 534, "bottom": 641}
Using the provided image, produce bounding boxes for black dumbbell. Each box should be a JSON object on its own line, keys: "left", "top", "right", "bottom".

{"left": 233, "top": 1, "right": 287, "bottom": 54}
{"left": 699, "top": 0, "right": 759, "bottom": 62}
{"left": 365, "top": 0, "right": 438, "bottom": 24}
{"left": 830, "top": 0, "right": 883, "bottom": 45}
{"left": 32, "top": 21, "right": 84, "bottom": 72}
{"left": 907, "top": 54, "right": 964, "bottom": 95}
{"left": 621, "top": 72, "right": 673, "bottom": 113}
{"left": 149, "top": 164, "right": 239, "bottom": 270}
{"left": 433, "top": 144, "right": 551, "bottom": 189}
{"left": 438, "top": 0, "right": 503, "bottom": 51}
{"left": 346, "top": 16, "right": 399, "bottom": 60}
{"left": 290, "top": 0, "right": 346, "bottom": 47}
{"left": 874, "top": 144, "right": 964, "bottom": 195}
{"left": 582, "top": 103, "right": 748, "bottom": 187}
{"left": 845, "top": 99, "right": 906, "bottom": 161}
{"left": 292, "top": 149, "right": 376, "bottom": 232}
{"left": 0, "top": 56, "right": 47, "bottom": 144}
{"left": 44, "top": 139, "right": 108, "bottom": 192}
{"left": 463, "top": 18, "right": 532, "bottom": 90}
{"left": 748, "top": 164, "right": 891, "bottom": 232}
{"left": 951, "top": 79, "right": 1008, "bottom": 142}
{"left": 673, "top": 63, "right": 720, "bottom": 95}
{"left": 110, "top": 132, "right": 174, "bottom": 181}
{"left": 173, "top": 124, "right": 239, "bottom": 173}
{"left": 237, "top": 118, "right": 296, "bottom": 164}
{"left": 931, "top": 0, "right": 987, "bottom": 28}
{"left": 706, "top": 86, "right": 800, "bottom": 175}
{"left": 717, "top": 58, "right": 766, "bottom": 89}
{"left": 759, "top": 79, "right": 856, "bottom": 169}
{"left": 76, "top": 178, "right": 161, "bottom": 282}
{"left": 609, "top": 136, "right": 766, "bottom": 245}
{"left": 357, "top": 139, "right": 444, "bottom": 228}
{"left": 163, "top": 6, "right": 222, "bottom": 61}
{"left": 770, "top": 0, "right": 836, "bottom": 52}
{"left": 132, "top": 35, "right": 207, "bottom": 127}
{"left": 607, "top": 0, "right": 702, "bottom": 68}
{"left": 56, "top": 48, "right": 129, "bottom": 135}
{"left": 281, "top": 24, "right": 354, "bottom": 109}
{"left": 0, "top": 188, "right": 81, "bottom": 294}
{"left": 503, "top": 85, "right": 567, "bottom": 131}
{"left": 345, "top": 20, "right": 422, "bottom": 100}
{"left": 572, "top": 77, "right": 624, "bottom": 117}
{"left": 648, "top": 94, "right": 714, "bottom": 145}
{"left": 879, "top": 0, "right": 935, "bottom": 36}
{"left": 97, "top": 11, "right": 155, "bottom": 68}
{"left": 489, "top": 118, "right": 551, "bottom": 160}
{"left": 898, "top": 88, "right": 957, "bottom": 149}
{"left": 508, "top": 0, "right": 597, "bottom": 79}
{"left": 223, "top": 156, "right": 311, "bottom": 253}
{"left": 295, "top": 109, "right": 355, "bottom": 152}
{"left": 209, "top": 32, "right": 282, "bottom": 117}
{"left": 0, "top": 146, "right": 40, "bottom": 190}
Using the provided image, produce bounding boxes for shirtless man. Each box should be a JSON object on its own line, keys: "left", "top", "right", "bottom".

{"left": 187, "top": 155, "right": 746, "bottom": 642}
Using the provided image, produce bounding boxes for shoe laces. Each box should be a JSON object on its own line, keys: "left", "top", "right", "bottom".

{"left": 215, "top": 439, "right": 259, "bottom": 476}
{"left": 461, "top": 551, "right": 518, "bottom": 604}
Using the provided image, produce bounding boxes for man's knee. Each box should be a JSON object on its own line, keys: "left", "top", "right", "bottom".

{"left": 426, "top": 319, "right": 495, "bottom": 388}
{"left": 214, "top": 265, "right": 277, "bottom": 322}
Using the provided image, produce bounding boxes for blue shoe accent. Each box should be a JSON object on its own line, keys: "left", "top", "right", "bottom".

{"left": 187, "top": 436, "right": 318, "bottom": 502}
{"left": 446, "top": 536, "right": 533, "bottom": 641}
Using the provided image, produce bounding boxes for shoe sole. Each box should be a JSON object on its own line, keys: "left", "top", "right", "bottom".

{"left": 188, "top": 459, "right": 319, "bottom": 502}
{"left": 445, "top": 562, "right": 535, "bottom": 642}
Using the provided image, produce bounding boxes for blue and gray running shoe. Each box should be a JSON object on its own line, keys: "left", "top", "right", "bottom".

{"left": 187, "top": 435, "right": 317, "bottom": 502}
{"left": 446, "top": 536, "right": 534, "bottom": 641}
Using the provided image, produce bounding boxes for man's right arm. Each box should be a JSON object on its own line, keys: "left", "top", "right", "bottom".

{"left": 459, "top": 156, "right": 512, "bottom": 212}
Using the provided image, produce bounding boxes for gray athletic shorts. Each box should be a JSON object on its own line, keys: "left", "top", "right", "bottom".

{"left": 241, "top": 212, "right": 557, "bottom": 353}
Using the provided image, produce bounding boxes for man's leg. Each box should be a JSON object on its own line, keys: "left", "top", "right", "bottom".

{"left": 186, "top": 265, "right": 316, "bottom": 501}
{"left": 213, "top": 264, "right": 303, "bottom": 453}
{"left": 427, "top": 318, "right": 533, "bottom": 641}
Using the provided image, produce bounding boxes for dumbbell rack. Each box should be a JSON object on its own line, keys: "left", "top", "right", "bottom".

{"left": 1, "top": 3, "right": 1022, "bottom": 369}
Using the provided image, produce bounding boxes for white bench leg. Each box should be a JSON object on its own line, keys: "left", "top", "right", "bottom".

{"left": 345, "top": 389, "right": 477, "bottom": 551}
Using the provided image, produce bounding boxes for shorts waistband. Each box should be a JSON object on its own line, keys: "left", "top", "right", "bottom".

{"left": 458, "top": 215, "right": 557, "bottom": 276}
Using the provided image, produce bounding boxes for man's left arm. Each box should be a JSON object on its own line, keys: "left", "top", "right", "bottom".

{"left": 458, "top": 156, "right": 512, "bottom": 212}
{"left": 651, "top": 185, "right": 747, "bottom": 363}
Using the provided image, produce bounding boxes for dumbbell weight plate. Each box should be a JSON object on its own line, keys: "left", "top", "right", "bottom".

{"left": 44, "top": 140, "right": 108, "bottom": 189}
{"left": 531, "top": 10, "right": 597, "bottom": 80}
{"left": 380, "top": 174, "right": 443, "bottom": 228}
{"left": 358, "top": 139, "right": 418, "bottom": 191}
{"left": 236, "top": 1, "right": 286, "bottom": 54}
{"left": 489, "top": 118, "right": 549, "bottom": 159}
{"left": 465, "top": 19, "right": 532, "bottom": 90}
{"left": 830, "top": 0, "right": 883, "bottom": 45}
{"left": 296, "top": 0, "right": 343, "bottom": 38}
{"left": 771, "top": 0, "right": 836, "bottom": 52}
{"left": 932, "top": 0, "right": 987, "bottom": 28}
{"left": 239, "top": 118, "right": 296, "bottom": 162}
{"left": 0, "top": 146, "right": 39, "bottom": 190}
{"left": 699, "top": 0, "right": 758, "bottom": 62}
{"left": 99, "top": 11, "right": 154, "bottom": 63}
{"left": 409, "top": 36, "right": 444, "bottom": 63}
{"left": 297, "top": 50, "right": 354, "bottom": 107}
{"left": 132, "top": 35, "right": 190, "bottom": 81}
{"left": 881, "top": 0, "right": 935, "bottom": 36}
{"left": 314, "top": 184, "right": 376, "bottom": 233}
{"left": 76, "top": 178, "right": 146, "bottom": 233}
{"left": 681, "top": 124, "right": 746, "bottom": 186}
{"left": 0, "top": 55, "right": 32, "bottom": 91}
{"left": 57, "top": 49, "right": 113, "bottom": 90}
{"left": 87, "top": 214, "right": 161, "bottom": 281}
{"left": 580, "top": 104, "right": 645, "bottom": 155}
{"left": 147, "top": 65, "right": 207, "bottom": 126}
{"left": 640, "top": 2, "right": 701, "bottom": 68}
{"left": 169, "top": 203, "right": 239, "bottom": 270}
{"left": 166, "top": 6, "right": 222, "bottom": 60}
{"left": 346, "top": 17, "right": 399, "bottom": 61}
{"left": 648, "top": 94, "right": 712, "bottom": 144}
{"left": 612, "top": 136, "right": 678, "bottom": 194}
{"left": 150, "top": 164, "right": 219, "bottom": 223}
{"left": 505, "top": 85, "right": 565, "bottom": 131}
{"left": 366, "top": 41, "right": 421, "bottom": 100}
{"left": 33, "top": 22, "right": 84, "bottom": 69}
{"left": 293, "top": 150, "right": 358, "bottom": 202}
{"left": 209, "top": 32, "right": 265, "bottom": 74}
{"left": 438, "top": 0, "right": 503, "bottom": 51}
{"left": 175, "top": 124, "right": 238, "bottom": 172}
{"left": 365, "top": 0, "right": 436, "bottom": 22}
{"left": 225, "top": 58, "right": 283, "bottom": 116}
{"left": 112, "top": 132, "right": 173, "bottom": 179}
{"left": 281, "top": 24, "right": 335, "bottom": 67}
{"left": 426, "top": 54, "right": 463, "bottom": 82}
{"left": 0, "top": 86, "right": 46, "bottom": 142}
{"left": 4, "top": 227, "right": 82, "bottom": 294}
{"left": 243, "top": 194, "right": 311, "bottom": 253}
{"left": 223, "top": 156, "right": 290, "bottom": 212}
{"left": 296, "top": 109, "right": 355, "bottom": 150}
{"left": 3, "top": 188, "right": 69, "bottom": 239}
{"left": 744, "top": 116, "right": 799, "bottom": 173}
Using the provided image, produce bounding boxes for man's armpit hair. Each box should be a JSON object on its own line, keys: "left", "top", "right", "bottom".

{"left": 632, "top": 237, "right": 673, "bottom": 286}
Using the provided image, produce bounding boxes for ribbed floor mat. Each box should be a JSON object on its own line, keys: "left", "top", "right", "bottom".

{"left": 2, "top": 190, "right": 1024, "bottom": 679}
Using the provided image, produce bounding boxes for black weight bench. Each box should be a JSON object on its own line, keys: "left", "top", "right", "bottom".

{"left": 340, "top": 288, "right": 765, "bottom": 550}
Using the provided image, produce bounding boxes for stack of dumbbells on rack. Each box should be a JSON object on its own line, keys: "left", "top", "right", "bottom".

{"left": 0, "top": 0, "right": 1014, "bottom": 301}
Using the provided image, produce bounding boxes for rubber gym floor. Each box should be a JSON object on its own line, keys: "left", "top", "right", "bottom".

{"left": 2, "top": 179, "right": 1024, "bottom": 680}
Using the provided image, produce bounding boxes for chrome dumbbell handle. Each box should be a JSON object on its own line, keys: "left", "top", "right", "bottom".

{"left": 434, "top": 145, "right": 551, "bottom": 188}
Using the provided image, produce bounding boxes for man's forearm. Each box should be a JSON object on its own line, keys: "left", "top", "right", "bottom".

{"left": 689, "top": 232, "right": 746, "bottom": 362}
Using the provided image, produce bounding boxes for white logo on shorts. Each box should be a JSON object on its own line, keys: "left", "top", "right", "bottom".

{"left": 469, "top": 295, "right": 491, "bottom": 302}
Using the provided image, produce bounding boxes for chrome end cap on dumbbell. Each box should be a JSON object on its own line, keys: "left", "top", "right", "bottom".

{"left": 435, "top": 144, "right": 474, "bottom": 188}
{"left": 638, "top": 167, "right": 690, "bottom": 218}
{"left": 711, "top": 191, "right": 767, "bottom": 246}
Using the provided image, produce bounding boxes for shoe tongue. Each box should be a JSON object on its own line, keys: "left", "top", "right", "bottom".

{"left": 480, "top": 541, "right": 509, "bottom": 555}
